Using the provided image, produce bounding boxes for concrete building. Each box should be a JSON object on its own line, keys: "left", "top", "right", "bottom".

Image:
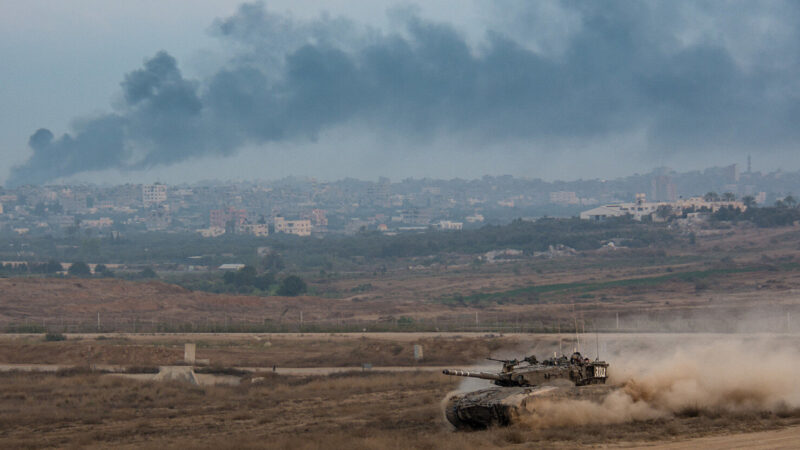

{"left": 549, "top": 191, "right": 579, "bottom": 205}
{"left": 197, "top": 227, "right": 225, "bottom": 238}
{"left": 580, "top": 194, "right": 747, "bottom": 222}
{"left": 82, "top": 217, "right": 113, "bottom": 228}
{"left": 210, "top": 207, "right": 247, "bottom": 229}
{"left": 437, "top": 220, "right": 463, "bottom": 230}
{"left": 465, "top": 213, "right": 484, "bottom": 223}
{"left": 274, "top": 217, "right": 312, "bottom": 236}
{"left": 142, "top": 184, "right": 167, "bottom": 206}
{"left": 239, "top": 223, "right": 269, "bottom": 237}
{"left": 145, "top": 206, "right": 171, "bottom": 231}
{"left": 650, "top": 175, "right": 677, "bottom": 202}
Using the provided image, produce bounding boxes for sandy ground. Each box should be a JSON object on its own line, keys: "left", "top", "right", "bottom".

{"left": 619, "top": 426, "right": 800, "bottom": 449}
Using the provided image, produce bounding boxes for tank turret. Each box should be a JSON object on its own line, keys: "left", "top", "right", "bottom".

{"left": 443, "top": 352, "right": 610, "bottom": 429}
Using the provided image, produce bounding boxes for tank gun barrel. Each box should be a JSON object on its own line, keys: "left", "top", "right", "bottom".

{"left": 442, "top": 369, "right": 502, "bottom": 381}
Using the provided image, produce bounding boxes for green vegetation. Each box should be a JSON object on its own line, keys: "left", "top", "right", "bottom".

{"left": 0, "top": 217, "right": 678, "bottom": 272}
{"left": 442, "top": 264, "right": 795, "bottom": 306}
{"left": 67, "top": 261, "right": 91, "bottom": 277}
{"left": 44, "top": 332, "right": 67, "bottom": 342}
{"left": 277, "top": 275, "right": 308, "bottom": 296}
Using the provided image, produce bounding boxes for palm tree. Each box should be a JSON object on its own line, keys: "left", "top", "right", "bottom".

{"left": 722, "top": 192, "right": 736, "bottom": 201}
{"left": 741, "top": 195, "right": 756, "bottom": 208}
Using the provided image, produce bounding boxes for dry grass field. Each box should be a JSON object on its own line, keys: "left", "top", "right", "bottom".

{"left": 5, "top": 226, "right": 800, "bottom": 335}
{"left": 1, "top": 368, "right": 799, "bottom": 449}
{"left": 0, "top": 333, "right": 799, "bottom": 448}
{"left": 4, "top": 226, "right": 800, "bottom": 447}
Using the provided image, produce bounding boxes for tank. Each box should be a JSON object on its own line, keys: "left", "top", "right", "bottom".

{"left": 443, "top": 352, "right": 609, "bottom": 429}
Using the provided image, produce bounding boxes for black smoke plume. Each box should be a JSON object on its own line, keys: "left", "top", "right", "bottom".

{"left": 10, "top": 1, "right": 800, "bottom": 185}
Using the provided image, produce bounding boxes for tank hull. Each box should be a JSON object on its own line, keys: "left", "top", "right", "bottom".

{"left": 445, "top": 384, "right": 614, "bottom": 429}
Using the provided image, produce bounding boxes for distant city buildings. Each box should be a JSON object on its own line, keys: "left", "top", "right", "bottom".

{"left": 0, "top": 162, "right": 793, "bottom": 238}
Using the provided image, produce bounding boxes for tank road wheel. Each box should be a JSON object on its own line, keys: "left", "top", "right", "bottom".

{"left": 445, "top": 397, "right": 469, "bottom": 430}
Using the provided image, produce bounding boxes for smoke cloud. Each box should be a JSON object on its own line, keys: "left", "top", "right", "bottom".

{"left": 10, "top": 1, "right": 800, "bottom": 185}
{"left": 518, "top": 337, "right": 800, "bottom": 428}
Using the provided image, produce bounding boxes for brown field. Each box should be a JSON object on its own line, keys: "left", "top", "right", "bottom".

{"left": 0, "top": 333, "right": 799, "bottom": 448}
{"left": 1, "top": 360, "right": 800, "bottom": 449}
{"left": 4, "top": 226, "right": 800, "bottom": 335}
{"left": 4, "top": 226, "right": 800, "bottom": 447}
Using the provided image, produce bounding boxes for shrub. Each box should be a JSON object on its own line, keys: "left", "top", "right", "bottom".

{"left": 44, "top": 333, "right": 66, "bottom": 342}
{"left": 67, "top": 261, "right": 91, "bottom": 277}
{"left": 277, "top": 275, "right": 307, "bottom": 296}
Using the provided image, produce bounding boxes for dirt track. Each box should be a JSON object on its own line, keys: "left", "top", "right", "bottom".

{"left": 623, "top": 425, "right": 800, "bottom": 449}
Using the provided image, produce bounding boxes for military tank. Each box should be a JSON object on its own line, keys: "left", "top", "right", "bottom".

{"left": 443, "top": 352, "right": 609, "bottom": 429}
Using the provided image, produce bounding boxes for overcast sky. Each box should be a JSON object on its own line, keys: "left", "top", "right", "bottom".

{"left": 2, "top": 1, "right": 800, "bottom": 186}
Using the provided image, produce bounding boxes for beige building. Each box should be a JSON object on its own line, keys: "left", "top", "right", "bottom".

{"left": 197, "top": 227, "right": 225, "bottom": 238}
{"left": 549, "top": 191, "right": 580, "bottom": 205}
{"left": 580, "top": 194, "right": 746, "bottom": 222}
{"left": 142, "top": 184, "right": 167, "bottom": 206}
{"left": 240, "top": 223, "right": 269, "bottom": 237}
{"left": 274, "top": 217, "right": 312, "bottom": 236}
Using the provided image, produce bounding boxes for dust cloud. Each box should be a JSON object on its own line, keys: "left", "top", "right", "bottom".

{"left": 519, "top": 337, "right": 800, "bottom": 428}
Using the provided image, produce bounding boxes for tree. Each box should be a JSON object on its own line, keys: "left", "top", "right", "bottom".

{"left": 67, "top": 261, "right": 91, "bottom": 277}
{"left": 44, "top": 260, "right": 63, "bottom": 274}
{"left": 655, "top": 205, "right": 673, "bottom": 220}
{"left": 704, "top": 192, "right": 720, "bottom": 202}
{"left": 277, "top": 275, "right": 307, "bottom": 296}
{"left": 741, "top": 195, "right": 756, "bottom": 208}
{"left": 94, "top": 264, "right": 114, "bottom": 277}
{"left": 235, "top": 265, "right": 257, "bottom": 287}
{"left": 262, "top": 253, "right": 285, "bottom": 271}
{"left": 784, "top": 195, "right": 797, "bottom": 208}
{"left": 254, "top": 272, "right": 276, "bottom": 290}
{"left": 722, "top": 192, "right": 736, "bottom": 201}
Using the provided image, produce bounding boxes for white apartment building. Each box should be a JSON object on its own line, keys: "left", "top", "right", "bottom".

{"left": 437, "top": 220, "right": 463, "bottom": 230}
{"left": 142, "top": 184, "right": 167, "bottom": 206}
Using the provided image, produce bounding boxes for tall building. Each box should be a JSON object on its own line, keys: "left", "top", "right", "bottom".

{"left": 650, "top": 175, "right": 677, "bottom": 202}
{"left": 142, "top": 184, "right": 167, "bottom": 206}
{"left": 723, "top": 164, "right": 740, "bottom": 183}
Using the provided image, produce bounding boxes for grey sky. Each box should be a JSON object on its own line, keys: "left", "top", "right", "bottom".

{"left": 2, "top": 1, "right": 800, "bottom": 186}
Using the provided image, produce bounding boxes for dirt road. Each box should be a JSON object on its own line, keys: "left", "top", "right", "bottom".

{"left": 621, "top": 426, "right": 800, "bottom": 449}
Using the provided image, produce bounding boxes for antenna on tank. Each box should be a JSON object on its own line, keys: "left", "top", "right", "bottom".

{"left": 572, "top": 304, "right": 580, "bottom": 353}
{"left": 557, "top": 321, "right": 563, "bottom": 356}
{"left": 595, "top": 322, "right": 600, "bottom": 361}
